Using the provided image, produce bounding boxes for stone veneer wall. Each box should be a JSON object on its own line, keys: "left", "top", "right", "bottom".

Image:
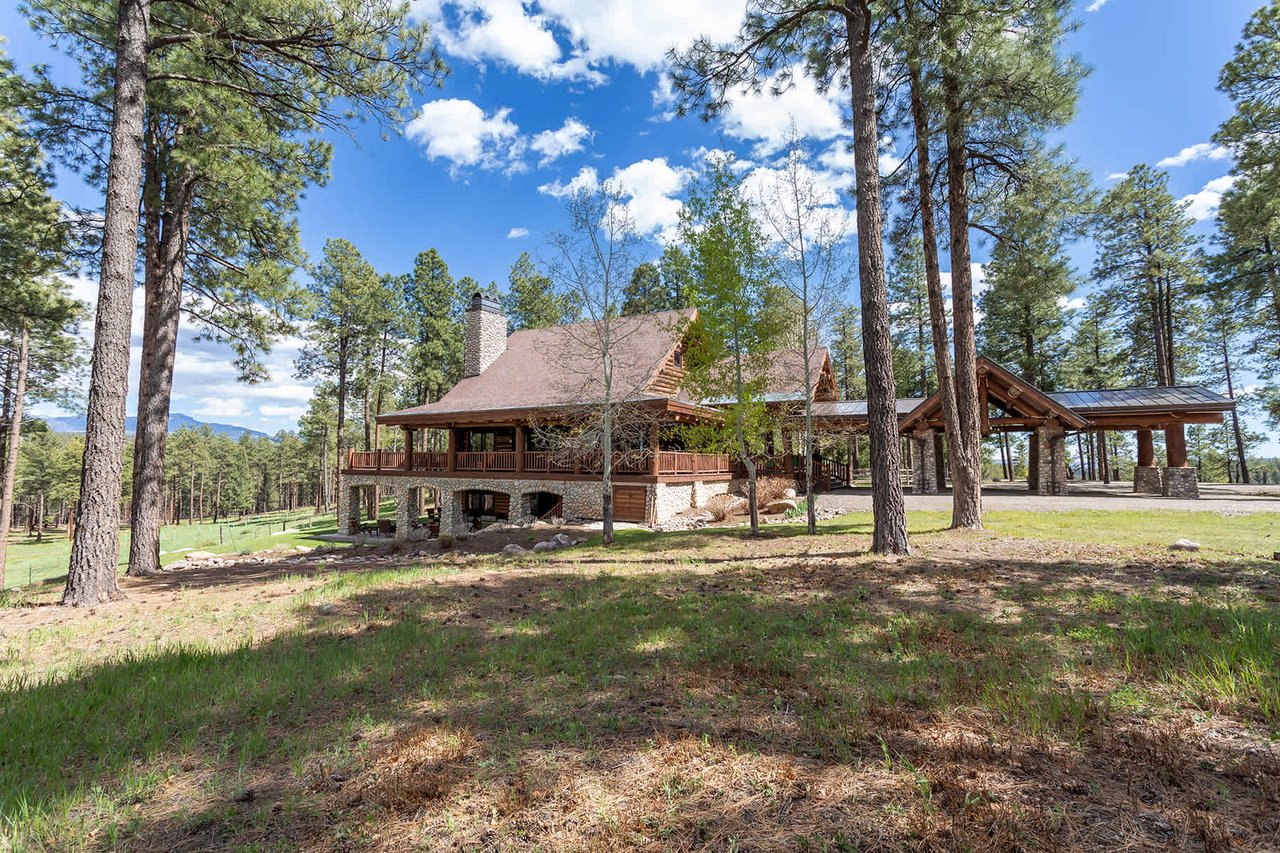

{"left": 1031, "top": 422, "right": 1069, "bottom": 496}
{"left": 653, "top": 483, "right": 694, "bottom": 522}
{"left": 342, "top": 473, "right": 738, "bottom": 537}
{"left": 1133, "top": 466, "right": 1163, "bottom": 495}
{"left": 1162, "top": 466, "right": 1199, "bottom": 499}
{"left": 463, "top": 300, "right": 507, "bottom": 378}
{"left": 911, "top": 429, "right": 938, "bottom": 494}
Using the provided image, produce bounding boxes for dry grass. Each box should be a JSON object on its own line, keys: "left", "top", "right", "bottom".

{"left": 3, "top": 519, "right": 1279, "bottom": 851}
{"left": 753, "top": 475, "right": 795, "bottom": 508}
{"left": 705, "top": 493, "right": 746, "bottom": 521}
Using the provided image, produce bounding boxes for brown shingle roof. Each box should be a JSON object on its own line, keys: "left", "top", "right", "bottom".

{"left": 380, "top": 308, "right": 696, "bottom": 424}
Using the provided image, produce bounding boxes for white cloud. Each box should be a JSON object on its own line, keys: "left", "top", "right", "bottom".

{"left": 612, "top": 158, "right": 693, "bottom": 238}
{"left": 1181, "top": 174, "right": 1237, "bottom": 221}
{"left": 260, "top": 404, "right": 309, "bottom": 420}
{"left": 415, "top": 0, "right": 746, "bottom": 83}
{"left": 1105, "top": 171, "right": 1128, "bottom": 182}
{"left": 538, "top": 165, "right": 601, "bottom": 199}
{"left": 530, "top": 117, "right": 591, "bottom": 166}
{"left": 538, "top": 158, "right": 692, "bottom": 239}
{"left": 1157, "top": 142, "right": 1231, "bottom": 169}
{"left": 1057, "top": 295, "right": 1087, "bottom": 311}
{"left": 720, "top": 68, "right": 845, "bottom": 155}
{"left": 35, "top": 276, "right": 319, "bottom": 436}
{"left": 405, "top": 98, "right": 524, "bottom": 173}
{"left": 940, "top": 263, "right": 989, "bottom": 299}
{"left": 1086, "top": 0, "right": 1110, "bottom": 11}
{"left": 741, "top": 155, "right": 855, "bottom": 246}
{"left": 507, "top": 227, "right": 530, "bottom": 239}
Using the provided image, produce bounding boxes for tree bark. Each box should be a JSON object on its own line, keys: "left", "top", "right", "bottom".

{"left": 940, "top": 25, "right": 984, "bottom": 529}
{"left": 846, "top": 0, "right": 908, "bottom": 554}
{"left": 128, "top": 157, "right": 194, "bottom": 576}
{"left": 63, "top": 0, "right": 151, "bottom": 606}
{"left": 904, "top": 23, "right": 964, "bottom": 514}
{"left": 0, "top": 322, "right": 30, "bottom": 585}
{"left": 1222, "top": 334, "right": 1250, "bottom": 484}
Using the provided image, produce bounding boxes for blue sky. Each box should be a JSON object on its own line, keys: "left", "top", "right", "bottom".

{"left": 2, "top": 0, "right": 1275, "bottom": 454}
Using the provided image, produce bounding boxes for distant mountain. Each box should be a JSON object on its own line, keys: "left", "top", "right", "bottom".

{"left": 41, "top": 412, "right": 271, "bottom": 440}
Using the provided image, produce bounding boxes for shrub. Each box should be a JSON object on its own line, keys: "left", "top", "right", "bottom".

{"left": 753, "top": 476, "right": 794, "bottom": 508}
{"left": 705, "top": 493, "right": 746, "bottom": 522}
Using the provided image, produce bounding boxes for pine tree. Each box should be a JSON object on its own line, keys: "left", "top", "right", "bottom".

{"left": 620, "top": 263, "right": 668, "bottom": 316}
{"left": 295, "top": 239, "right": 388, "bottom": 529}
{"left": 403, "top": 249, "right": 463, "bottom": 405}
{"left": 977, "top": 157, "right": 1090, "bottom": 389}
{"left": 887, "top": 227, "right": 933, "bottom": 397}
{"left": 679, "top": 154, "right": 790, "bottom": 537}
{"left": 670, "top": 0, "right": 909, "bottom": 553}
{"left": 659, "top": 245, "right": 695, "bottom": 310}
{"left": 504, "top": 252, "right": 571, "bottom": 331}
{"left": 1094, "top": 165, "right": 1203, "bottom": 387}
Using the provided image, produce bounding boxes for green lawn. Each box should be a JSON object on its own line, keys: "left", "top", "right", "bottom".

{"left": 1, "top": 514, "right": 1277, "bottom": 850}
{"left": 605, "top": 507, "right": 1280, "bottom": 560}
{"left": 2, "top": 506, "right": 347, "bottom": 591}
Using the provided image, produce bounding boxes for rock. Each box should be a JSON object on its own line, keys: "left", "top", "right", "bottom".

{"left": 296, "top": 545, "right": 313, "bottom": 553}
{"left": 416, "top": 548, "right": 431, "bottom": 556}
{"left": 316, "top": 603, "right": 338, "bottom": 615}
{"left": 167, "top": 560, "right": 189, "bottom": 571}
{"left": 783, "top": 488, "right": 797, "bottom": 499}
{"left": 764, "top": 498, "right": 799, "bottom": 514}
{"left": 186, "top": 550, "right": 217, "bottom": 561}
{"left": 552, "top": 533, "right": 574, "bottom": 548}
{"left": 1169, "top": 539, "right": 1201, "bottom": 552}
{"left": 532, "top": 540, "right": 558, "bottom": 553}
{"left": 502, "top": 543, "right": 528, "bottom": 555}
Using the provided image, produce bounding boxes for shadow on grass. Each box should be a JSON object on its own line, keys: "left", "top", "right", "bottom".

{"left": 2, "top": 549, "right": 1279, "bottom": 850}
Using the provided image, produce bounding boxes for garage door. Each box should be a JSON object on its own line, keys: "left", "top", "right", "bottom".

{"left": 612, "top": 485, "right": 648, "bottom": 523}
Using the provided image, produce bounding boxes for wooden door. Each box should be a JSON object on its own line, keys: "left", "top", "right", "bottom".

{"left": 612, "top": 485, "right": 648, "bottom": 523}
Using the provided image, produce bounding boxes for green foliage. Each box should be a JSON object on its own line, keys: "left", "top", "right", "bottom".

{"left": 978, "top": 156, "right": 1092, "bottom": 389}
{"left": 620, "top": 262, "right": 667, "bottom": 316}
{"left": 828, "top": 303, "right": 865, "bottom": 401}
{"left": 678, "top": 154, "right": 788, "bottom": 491}
{"left": 504, "top": 251, "right": 572, "bottom": 330}
{"left": 887, "top": 227, "right": 933, "bottom": 397}
{"left": 403, "top": 249, "right": 462, "bottom": 405}
{"left": 1093, "top": 165, "right": 1203, "bottom": 386}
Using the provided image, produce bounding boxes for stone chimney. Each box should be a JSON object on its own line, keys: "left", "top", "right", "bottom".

{"left": 464, "top": 292, "right": 507, "bottom": 377}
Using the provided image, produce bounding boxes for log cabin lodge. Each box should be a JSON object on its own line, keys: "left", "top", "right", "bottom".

{"left": 342, "top": 293, "right": 1235, "bottom": 538}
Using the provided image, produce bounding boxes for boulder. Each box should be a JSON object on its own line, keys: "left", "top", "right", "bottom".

{"left": 783, "top": 488, "right": 797, "bottom": 500}
{"left": 502, "top": 543, "right": 528, "bottom": 555}
{"left": 532, "top": 540, "right": 558, "bottom": 553}
{"left": 1169, "top": 539, "right": 1201, "bottom": 552}
{"left": 764, "top": 498, "right": 799, "bottom": 514}
{"left": 186, "top": 550, "right": 217, "bottom": 561}
{"left": 552, "top": 533, "right": 574, "bottom": 548}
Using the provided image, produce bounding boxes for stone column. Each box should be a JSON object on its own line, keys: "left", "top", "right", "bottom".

{"left": 1133, "top": 428, "right": 1162, "bottom": 494}
{"left": 1031, "top": 420, "right": 1068, "bottom": 496}
{"left": 1027, "top": 431, "right": 1040, "bottom": 492}
{"left": 342, "top": 480, "right": 361, "bottom": 535}
{"left": 912, "top": 429, "right": 938, "bottom": 494}
{"left": 1162, "top": 422, "right": 1199, "bottom": 498}
{"left": 437, "top": 488, "right": 466, "bottom": 536}
{"left": 393, "top": 485, "right": 413, "bottom": 541}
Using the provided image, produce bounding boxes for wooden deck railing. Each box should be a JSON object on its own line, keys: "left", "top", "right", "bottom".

{"left": 348, "top": 448, "right": 736, "bottom": 478}
{"left": 455, "top": 451, "right": 517, "bottom": 472}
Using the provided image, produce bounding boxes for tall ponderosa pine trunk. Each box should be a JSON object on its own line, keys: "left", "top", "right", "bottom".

{"left": 905, "top": 30, "right": 963, "bottom": 505}
{"left": 334, "top": 335, "right": 349, "bottom": 530}
{"left": 129, "top": 152, "right": 195, "bottom": 576}
{"left": 940, "top": 34, "right": 984, "bottom": 530}
{"left": 63, "top": 0, "right": 151, "bottom": 606}
{"left": 1222, "top": 333, "right": 1250, "bottom": 484}
{"left": 0, "top": 322, "right": 30, "bottom": 585}
{"left": 846, "top": 0, "right": 908, "bottom": 554}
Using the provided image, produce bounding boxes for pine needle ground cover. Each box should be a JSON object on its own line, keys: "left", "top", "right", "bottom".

{"left": 1, "top": 510, "right": 1277, "bottom": 851}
